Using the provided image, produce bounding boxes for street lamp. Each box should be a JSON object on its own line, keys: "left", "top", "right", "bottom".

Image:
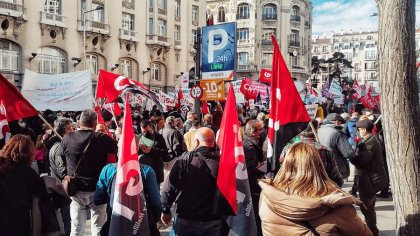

{"left": 83, "top": 6, "right": 104, "bottom": 69}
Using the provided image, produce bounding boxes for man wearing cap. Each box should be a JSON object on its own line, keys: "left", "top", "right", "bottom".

{"left": 348, "top": 119, "right": 388, "bottom": 236}
{"left": 317, "top": 113, "right": 353, "bottom": 179}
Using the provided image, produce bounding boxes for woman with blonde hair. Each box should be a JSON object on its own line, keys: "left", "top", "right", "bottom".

{"left": 259, "top": 142, "right": 372, "bottom": 236}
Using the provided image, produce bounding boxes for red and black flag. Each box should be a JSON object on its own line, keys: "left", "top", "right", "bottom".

{"left": 109, "top": 93, "right": 150, "bottom": 236}
{"left": 267, "top": 35, "right": 310, "bottom": 175}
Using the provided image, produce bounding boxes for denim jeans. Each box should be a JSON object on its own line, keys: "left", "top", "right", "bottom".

{"left": 70, "top": 191, "right": 107, "bottom": 236}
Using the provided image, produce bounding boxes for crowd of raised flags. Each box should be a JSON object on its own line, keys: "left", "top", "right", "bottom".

{"left": 0, "top": 34, "right": 383, "bottom": 235}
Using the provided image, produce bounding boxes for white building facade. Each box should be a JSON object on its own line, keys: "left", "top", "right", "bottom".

{"left": 0, "top": 0, "right": 206, "bottom": 93}
{"left": 206, "top": 0, "right": 312, "bottom": 81}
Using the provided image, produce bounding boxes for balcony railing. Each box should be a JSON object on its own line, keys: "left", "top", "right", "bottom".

{"left": 237, "top": 64, "right": 256, "bottom": 71}
{"left": 146, "top": 34, "right": 171, "bottom": 47}
{"left": 0, "top": 0, "right": 23, "bottom": 17}
{"left": 290, "top": 15, "right": 301, "bottom": 22}
{"left": 119, "top": 28, "right": 138, "bottom": 41}
{"left": 261, "top": 39, "right": 273, "bottom": 45}
{"left": 238, "top": 39, "right": 250, "bottom": 44}
{"left": 192, "top": 20, "right": 199, "bottom": 26}
{"left": 149, "top": 7, "right": 153, "bottom": 12}
{"left": 78, "top": 20, "right": 110, "bottom": 34}
{"left": 236, "top": 13, "right": 250, "bottom": 20}
{"left": 40, "top": 11, "right": 66, "bottom": 27}
{"left": 122, "top": 1, "right": 135, "bottom": 10}
{"left": 158, "top": 8, "right": 166, "bottom": 14}
{"left": 262, "top": 14, "right": 277, "bottom": 20}
{"left": 175, "top": 41, "right": 181, "bottom": 46}
{"left": 288, "top": 40, "right": 300, "bottom": 47}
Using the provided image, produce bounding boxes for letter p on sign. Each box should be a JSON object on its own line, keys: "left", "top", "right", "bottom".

{"left": 208, "top": 29, "right": 228, "bottom": 63}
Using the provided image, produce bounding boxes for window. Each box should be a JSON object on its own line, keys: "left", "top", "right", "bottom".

{"left": 158, "top": 20, "right": 166, "bottom": 36}
{"left": 343, "top": 52, "right": 352, "bottom": 60}
{"left": 290, "top": 30, "right": 299, "bottom": 42}
{"left": 237, "top": 3, "right": 249, "bottom": 19}
{"left": 149, "top": 17, "right": 154, "bottom": 34}
{"left": 37, "top": 47, "right": 67, "bottom": 74}
{"left": 354, "top": 63, "right": 360, "bottom": 71}
{"left": 122, "top": 13, "right": 134, "bottom": 31}
{"left": 313, "top": 46, "right": 318, "bottom": 53}
{"left": 175, "top": 0, "right": 180, "bottom": 17}
{"left": 92, "top": 3, "right": 104, "bottom": 23}
{"left": 292, "top": 5, "right": 300, "bottom": 16}
{"left": 290, "top": 55, "right": 299, "bottom": 67}
{"left": 192, "top": 5, "right": 199, "bottom": 22}
{"left": 238, "top": 52, "right": 249, "bottom": 65}
{"left": 262, "top": 3, "right": 276, "bottom": 20}
{"left": 151, "top": 63, "right": 160, "bottom": 81}
{"left": 0, "top": 40, "right": 20, "bottom": 71}
{"left": 262, "top": 53, "right": 273, "bottom": 66}
{"left": 238, "top": 28, "right": 249, "bottom": 42}
{"left": 355, "top": 73, "right": 359, "bottom": 81}
{"left": 174, "top": 25, "right": 181, "bottom": 41}
{"left": 192, "top": 29, "right": 197, "bottom": 43}
{"left": 218, "top": 7, "right": 225, "bottom": 22}
{"left": 120, "top": 59, "right": 132, "bottom": 78}
{"left": 322, "top": 46, "right": 327, "bottom": 53}
{"left": 364, "top": 51, "right": 377, "bottom": 60}
{"left": 158, "top": 0, "right": 166, "bottom": 10}
{"left": 86, "top": 54, "right": 98, "bottom": 75}
{"left": 45, "top": 0, "right": 61, "bottom": 15}
{"left": 262, "top": 28, "right": 276, "bottom": 40}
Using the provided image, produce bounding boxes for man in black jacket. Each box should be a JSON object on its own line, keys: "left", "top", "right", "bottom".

{"left": 160, "top": 116, "right": 185, "bottom": 176}
{"left": 138, "top": 119, "right": 168, "bottom": 184}
{"left": 161, "top": 127, "right": 224, "bottom": 236}
{"left": 60, "top": 110, "right": 118, "bottom": 236}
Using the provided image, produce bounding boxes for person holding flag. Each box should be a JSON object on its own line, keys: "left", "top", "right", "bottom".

{"left": 95, "top": 94, "right": 161, "bottom": 236}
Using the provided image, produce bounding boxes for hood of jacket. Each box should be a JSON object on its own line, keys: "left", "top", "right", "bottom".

{"left": 259, "top": 181, "right": 361, "bottom": 222}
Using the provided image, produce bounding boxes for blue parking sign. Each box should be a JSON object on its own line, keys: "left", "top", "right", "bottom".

{"left": 201, "top": 22, "right": 236, "bottom": 80}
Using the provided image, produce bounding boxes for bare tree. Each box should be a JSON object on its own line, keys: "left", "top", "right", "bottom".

{"left": 376, "top": 0, "right": 420, "bottom": 234}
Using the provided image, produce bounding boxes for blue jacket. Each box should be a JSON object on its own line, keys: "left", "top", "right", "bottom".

{"left": 94, "top": 163, "right": 162, "bottom": 218}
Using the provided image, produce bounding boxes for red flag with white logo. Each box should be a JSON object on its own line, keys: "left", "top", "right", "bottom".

{"left": 267, "top": 35, "right": 310, "bottom": 174}
{"left": 109, "top": 93, "right": 150, "bottom": 236}
{"left": 259, "top": 69, "right": 272, "bottom": 84}
{"left": 352, "top": 80, "right": 362, "bottom": 100}
{"left": 0, "top": 101, "right": 11, "bottom": 142}
{"left": 216, "top": 85, "right": 257, "bottom": 235}
{"left": 0, "top": 74, "right": 38, "bottom": 122}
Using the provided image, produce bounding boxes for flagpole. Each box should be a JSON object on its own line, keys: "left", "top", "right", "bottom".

{"left": 308, "top": 121, "right": 320, "bottom": 143}
{"left": 37, "top": 114, "right": 63, "bottom": 140}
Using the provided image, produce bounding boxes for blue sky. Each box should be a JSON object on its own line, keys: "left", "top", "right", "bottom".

{"left": 312, "top": 0, "right": 420, "bottom": 36}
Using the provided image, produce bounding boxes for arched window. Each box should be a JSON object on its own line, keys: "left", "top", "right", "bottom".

{"left": 0, "top": 39, "right": 22, "bottom": 85}
{"left": 262, "top": 3, "right": 277, "bottom": 20}
{"left": 120, "top": 58, "right": 132, "bottom": 78}
{"left": 291, "top": 5, "right": 301, "bottom": 22}
{"left": 237, "top": 3, "right": 249, "bottom": 19}
{"left": 151, "top": 63, "right": 160, "bottom": 81}
{"left": 218, "top": 7, "right": 225, "bottom": 22}
{"left": 86, "top": 54, "right": 98, "bottom": 75}
{"left": 37, "top": 47, "right": 67, "bottom": 74}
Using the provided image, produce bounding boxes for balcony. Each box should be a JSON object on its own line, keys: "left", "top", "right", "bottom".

{"left": 236, "top": 14, "right": 250, "bottom": 20}
{"left": 158, "top": 8, "right": 167, "bottom": 15}
{"left": 192, "top": 20, "right": 199, "bottom": 26}
{"left": 238, "top": 39, "right": 250, "bottom": 45}
{"left": 288, "top": 40, "right": 300, "bottom": 47}
{"left": 78, "top": 20, "right": 110, "bottom": 35}
{"left": 119, "top": 28, "right": 138, "bottom": 42}
{"left": 237, "top": 64, "right": 256, "bottom": 72}
{"left": 290, "top": 15, "right": 301, "bottom": 23}
{"left": 261, "top": 64, "right": 272, "bottom": 69}
{"left": 40, "top": 12, "right": 66, "bottom": 28}
{"left": 262, "top": 14, "right": 277, "bottom": 20}
{"left": 0, "top": 0, "right": 24, "bottom": 17}
{"left": 261, "top": 39, "right": 273, "bottom": 46}
{"left": 146, "top": 34, "right": 171, "bottom": 47}
{"left": 122, "top": 0, "right": 135, "bottom": 10}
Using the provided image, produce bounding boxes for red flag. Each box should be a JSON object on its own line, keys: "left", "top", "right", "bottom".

{"left": 259, "top": 69, "right": 272, "bottom": 84}
{"left": 352, "top": 80, "right": 362, "bottom": 99}
{"left": 373, "top": 95, "right": 381, "bottom": 110}
{"left": 0, "top": 101, "right": 11, "bottom": 141}
{"left": 175, "top": 87, "right": 183, "bottom": 109}
{"left": 207, "top": 13, "right": 214, "bottom": 26}
{"left": 240, "top": 78, "right": 258, "bottom": 100}
{"left": 216, "top": 85, "right": 258, "bottom": 235}
{"left": 109, "top": 93, "right": 150, "bottom": 235}
{"left": 267, "top": 35, "right": 310, "bottom": 174}
{"left": 0, "top": 74, "right": 38, "bottom": 122}
{"left": 94, "top": 105, "right": 105, "bottom": 123}
{"left": 202, "top": 101, "right": 210, "bottom": 114}
{"left": 103, "top": 103, "right": 122, "bottom": 116}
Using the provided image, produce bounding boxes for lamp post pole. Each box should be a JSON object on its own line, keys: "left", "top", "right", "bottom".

{"left": 83, "top": 6, "right": 104, "bottom": 70}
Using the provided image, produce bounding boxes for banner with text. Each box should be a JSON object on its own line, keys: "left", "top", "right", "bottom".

{"left": 200, "top": 79, "right": 225, "bottom": 101}
{"left": 22, "top": 69, "right": 93, "bottom": 111}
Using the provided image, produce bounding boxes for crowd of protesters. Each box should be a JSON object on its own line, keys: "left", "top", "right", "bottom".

{"left": 0, "top": 100, "right": 389, "bottom": 236}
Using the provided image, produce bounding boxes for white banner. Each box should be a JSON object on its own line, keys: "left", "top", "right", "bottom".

{"left": 180, "top": 73, "right": 189, "bottom": 88}
{"left": 230, "top": 80, "right": 245, "bottom": 104}
{"left": 329, "top": 78, "right": 343, "bottom": 97}
{"left": 22, "top": 70, "right": 93, "bottom": 111}
{"left": 159, "top": 91, "right": 176, "bottom": 107}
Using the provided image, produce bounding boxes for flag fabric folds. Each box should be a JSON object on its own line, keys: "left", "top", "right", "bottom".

{"left": 109, "top": 93, "right": 150, "bottom": 236}
{"left": 216, "top": 85, "right": 257, "bottom": 236}
{"left": 96, "top": 70, "right": 163, "bottom": 112}
{"left": 202, "top": 101, "right": 210, "bottom": 114}
{"left": 0, "top": 101, "right": 11, "bottom": 142}
{"left": 267, "top": 35, "right": 311, "bottom": 175}
{"left": 0, "top": 74, "right": 38, "bottom": 122}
